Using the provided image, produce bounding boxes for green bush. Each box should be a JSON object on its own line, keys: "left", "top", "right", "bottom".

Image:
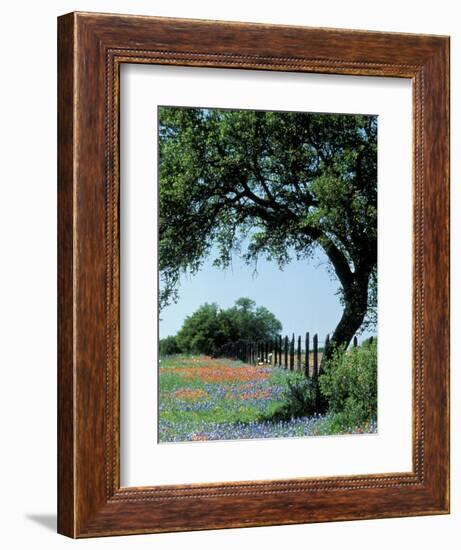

{"left": 159, "top": 335, "right": 181, "bottom": 356}
{"left": 264, "top": 372, "right": 327, "bottom": 422}
{"left": 318, "top": 340, "right": 377, "bottom": 432}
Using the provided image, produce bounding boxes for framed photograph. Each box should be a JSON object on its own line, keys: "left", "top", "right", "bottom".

{"left": 57, "top": 12, "right": 450, "bottom": 537}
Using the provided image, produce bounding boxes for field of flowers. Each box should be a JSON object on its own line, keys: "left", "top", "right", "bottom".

{"left": 158, "top": 355, "right": 327, "bottom": 442}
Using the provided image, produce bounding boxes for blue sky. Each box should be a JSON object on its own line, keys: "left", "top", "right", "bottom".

{"left": 159, "top": 247, "right": 375, "bottom": 344}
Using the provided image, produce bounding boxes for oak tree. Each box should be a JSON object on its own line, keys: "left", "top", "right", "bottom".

{"left": 159, "top": 107, "right": 377, "bottom": 354}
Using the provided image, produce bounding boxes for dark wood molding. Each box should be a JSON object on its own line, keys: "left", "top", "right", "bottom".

{"left": 58, "top": 12, "right": 450, "bottom": 537}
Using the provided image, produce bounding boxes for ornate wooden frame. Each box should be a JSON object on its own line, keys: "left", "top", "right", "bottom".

{"left": 57, "top": 12, "right": 450, "bottom": 538}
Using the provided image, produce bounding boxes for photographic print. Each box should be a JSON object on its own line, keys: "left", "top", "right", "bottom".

{"left": 158, "top": 106, "right": 377, "bottom": 444}
{"left": 58, "top": 14, "right": 450, "bottom": 536}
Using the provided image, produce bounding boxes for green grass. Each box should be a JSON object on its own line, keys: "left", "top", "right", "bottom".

{"left": 158, "top": 355, "right": 322, "bottom": 441}
{"left": 157, "top": 348, "right": 377, "bottom": 442}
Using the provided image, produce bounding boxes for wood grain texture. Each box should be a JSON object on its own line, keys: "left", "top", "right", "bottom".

{"left": 57, "top": 11, "right": 450, "bottom": 538}
{"left": 57, "top": 13, "right": 75, "bottom": 538}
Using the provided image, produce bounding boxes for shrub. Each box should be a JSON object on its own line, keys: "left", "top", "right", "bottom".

{"left": 264, "top": 372, "right": 327, "bottom": 422}
{"left": 159, "top": 335, "right": 181, "bottom": 356}
{"left": 310, "top": 411, "right": 377, "bottom": 436}
{"left": 318, "top": 340, "right": 377, "bottom": 432}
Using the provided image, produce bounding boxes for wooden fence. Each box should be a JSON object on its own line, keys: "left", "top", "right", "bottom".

{"left": 214, "top": 333, "right": 374, "bottom": 378}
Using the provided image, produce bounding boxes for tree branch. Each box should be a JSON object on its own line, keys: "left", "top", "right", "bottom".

{"left": 319, "top": 237, "right": 353, "bottom": 288}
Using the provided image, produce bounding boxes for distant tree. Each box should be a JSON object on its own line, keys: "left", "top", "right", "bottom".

{"left": 159, "top": 107, "right": 377, "bottom": 355}
{"left": 159, "top": 335, "right": 181, "bottom": 356}
{"left": 176, "top": 303, "right": 225, "bottom": 356}
{"left": 176, "top": 298, "right": 282, "bottom": 355}
{"left": 221, "top": 297, "right": 282, "bottom": 342}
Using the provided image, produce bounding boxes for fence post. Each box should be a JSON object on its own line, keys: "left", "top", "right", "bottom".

{"left": 305, "top": 332, "right": 310, "bottom": 378}
{"left": 284, "top": 336, "right": 288, "bottom": 368}
{"left": 322, "top": 333, "right": 330, "bottom": 373}
{"left": 290, "top": 333, "right": 294, "bottom": 371}
{"left": 313, "top": 333, "right": 318, "bottom": 378}
{"left": 353, "top": 336, "right": 358, "bottom": 348}
{"left": 297, "top": 335, "right": 302, "bottom": 370}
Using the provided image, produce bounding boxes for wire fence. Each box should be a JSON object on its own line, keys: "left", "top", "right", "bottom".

{"left": 213, "top": 333, "right": 374, "bottom": 378}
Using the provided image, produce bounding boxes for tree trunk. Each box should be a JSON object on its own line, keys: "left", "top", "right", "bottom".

{"left": 323, "top": 271, "right": 370, "bottom": 364}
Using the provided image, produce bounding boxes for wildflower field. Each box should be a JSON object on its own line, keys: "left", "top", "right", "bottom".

{"left": 158, "top": 355, "right": 326, "bottom": 442}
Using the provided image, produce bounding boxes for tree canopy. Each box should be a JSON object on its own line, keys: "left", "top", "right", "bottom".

{"left": 169, "top": 298, "right": 282, "bottom": 356}
{"left": 159, "top": 107, "right": 377, "bottom": 352}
